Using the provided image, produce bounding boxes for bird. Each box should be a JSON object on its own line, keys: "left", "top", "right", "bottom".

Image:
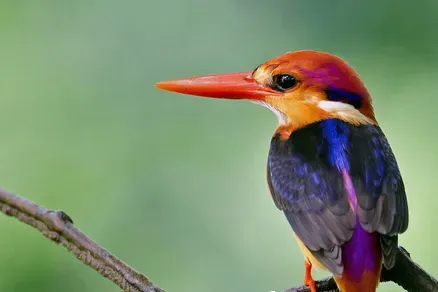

{"left": 155, "top": 50, "right": 409, "bottom": 292}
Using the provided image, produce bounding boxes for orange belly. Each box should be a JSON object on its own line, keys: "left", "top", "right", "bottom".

{"left": 334, "top": 268, "right": 381, "bottom": 292}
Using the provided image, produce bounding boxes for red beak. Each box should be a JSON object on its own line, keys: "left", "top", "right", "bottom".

{"left": 155, "top": 71, "right": 278, "bottom": 100}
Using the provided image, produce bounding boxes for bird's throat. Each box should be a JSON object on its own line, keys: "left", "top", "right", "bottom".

{"left": 271, "top": 101, "right": 375, "bottom": 140}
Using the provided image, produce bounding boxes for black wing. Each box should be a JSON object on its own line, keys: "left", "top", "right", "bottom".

{"left": 267, "top": 123, "right": 355, "bottom": 276}
{"left": 267, "top": 120, "right": 408, "bottom": 274}
{"left": 349, "top": 125, "right": 408, "bottom": 268}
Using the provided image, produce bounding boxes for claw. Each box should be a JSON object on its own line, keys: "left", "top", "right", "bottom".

{"left": 304, "top": 259, "right": 317, "bottom": 292}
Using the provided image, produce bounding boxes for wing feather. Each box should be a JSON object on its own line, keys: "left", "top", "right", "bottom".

{"left": 349, "top": 125, "right": 408, "bottom": 269}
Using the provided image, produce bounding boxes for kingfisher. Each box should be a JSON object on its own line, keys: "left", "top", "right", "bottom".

{"left": 155, "top": 50, "right": 409, "bottom": 292}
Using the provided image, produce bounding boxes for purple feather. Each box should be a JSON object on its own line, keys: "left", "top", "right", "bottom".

{"left": 341, "top": 170, "right": 380, "bottom": 282}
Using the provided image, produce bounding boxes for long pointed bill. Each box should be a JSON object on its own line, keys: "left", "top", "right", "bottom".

{"left": 155, "top": 72, "right": 278, "bottom": 100}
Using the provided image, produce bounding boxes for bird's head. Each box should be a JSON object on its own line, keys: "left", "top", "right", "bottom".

{"left": 156, "top": 50, "right": 376, "bottom": 135}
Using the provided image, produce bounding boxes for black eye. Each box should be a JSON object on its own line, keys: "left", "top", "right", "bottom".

{"left": 272, "top": 74, "right": 297, "bottom": 91}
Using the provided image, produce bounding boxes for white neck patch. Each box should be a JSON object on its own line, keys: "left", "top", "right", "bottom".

{"left": 318, "top": 100, "right": 373, "bottom": 124}
{"left": 317, "top": 100, "right": 355, "bottom": 111}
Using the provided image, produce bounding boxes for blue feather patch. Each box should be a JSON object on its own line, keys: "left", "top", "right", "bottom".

{"left": 321, "top": 119, "right": 350, "bottom": 172}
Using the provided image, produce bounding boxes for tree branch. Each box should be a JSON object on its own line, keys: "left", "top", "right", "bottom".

{"left": 1, "top": 187, "right": 437, "bottom": 292}
{"left": 0, "top": 188, "right": 163, "bottom": 292}
{"left": 285, "top": 247, "right": 438, "bottom": 292}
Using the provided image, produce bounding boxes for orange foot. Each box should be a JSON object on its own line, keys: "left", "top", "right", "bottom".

{"left": 304, "top": 260, "right": 317, "bottom": 292}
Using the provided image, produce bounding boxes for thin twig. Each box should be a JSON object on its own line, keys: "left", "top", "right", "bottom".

{"left": 0, "top": 188, "right": 163, "bottom": 292}
{"left": 285, "top": 247, "right": 438, "bottom": 292}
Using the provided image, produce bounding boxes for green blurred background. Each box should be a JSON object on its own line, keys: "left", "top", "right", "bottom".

{"left": 0, "top": 1, "right": 437, "bottom": 291}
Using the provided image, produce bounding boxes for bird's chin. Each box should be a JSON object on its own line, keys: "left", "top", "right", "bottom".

{"left": 250, "top": 100, "right": 288, "bottom": 125}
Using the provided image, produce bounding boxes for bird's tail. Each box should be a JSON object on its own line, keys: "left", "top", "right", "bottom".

{"left": 334, "top": 265, "right": 382, "bottom": 292}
